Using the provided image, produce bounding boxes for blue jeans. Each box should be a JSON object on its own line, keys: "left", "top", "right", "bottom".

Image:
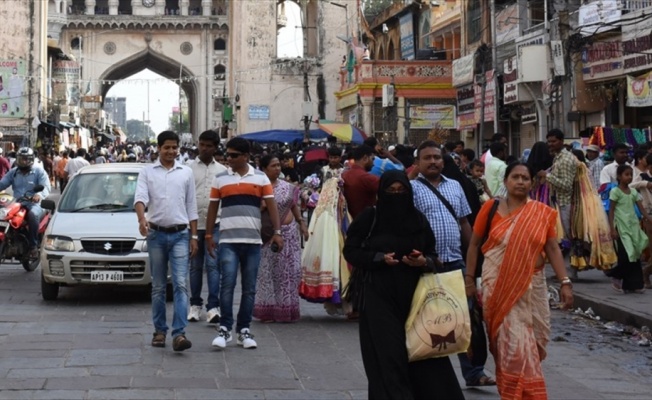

{"left": 218, "top": 243, "right": 261, "bottom": 332}
{"left": 22, "top": 202, "right": 43, "bottom": 248}
{"left": 189, "top": 226, "right": 220, "bottom": 310}
{"left": 443, "top": 259, "right": 487, "bottom": 383}
{"left": 147, "top": 229, "right": 190, "bottom": 338}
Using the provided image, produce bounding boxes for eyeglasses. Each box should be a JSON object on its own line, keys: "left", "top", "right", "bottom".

{"left": 226, "top": 152, "right": 244, "bottom": 159}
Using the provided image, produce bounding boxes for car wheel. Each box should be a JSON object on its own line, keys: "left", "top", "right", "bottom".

{"left": 41, "top": 274, "right": 59, "bottom": 300}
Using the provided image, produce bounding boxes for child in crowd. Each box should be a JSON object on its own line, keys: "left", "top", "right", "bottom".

{"left": 609, "top": 164, "right": 650, "bottom": 293}
{"left": 468, "top": 160, "right": 492, "bottom": 203}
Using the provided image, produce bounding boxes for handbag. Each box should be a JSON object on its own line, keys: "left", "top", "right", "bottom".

{"left": 405, "top": 269, "right": 471, "bottom": 362}
{"left": 342, "top": 207, "right": 376, "bottom": 311}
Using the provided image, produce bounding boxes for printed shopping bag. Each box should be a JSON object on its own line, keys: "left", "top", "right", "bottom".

{"left": 405, "top": 270, "right": 471, "bottom": 362}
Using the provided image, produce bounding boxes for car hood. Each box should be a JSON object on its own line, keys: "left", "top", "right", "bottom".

{"left": 48, "top": 212, "right": 141, "bottom": 239}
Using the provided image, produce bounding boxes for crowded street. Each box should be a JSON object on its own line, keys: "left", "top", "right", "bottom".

{"left": 0, "top": 252, "right": 649, "bottom": 399}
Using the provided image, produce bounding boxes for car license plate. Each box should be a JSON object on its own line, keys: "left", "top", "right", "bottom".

{"left": 90, "top": 270, "right": 123, "bottom": 282}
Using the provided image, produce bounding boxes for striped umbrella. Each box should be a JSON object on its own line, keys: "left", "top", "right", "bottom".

{"left": 317, "top": 120, "right": 367, "bottom": 144}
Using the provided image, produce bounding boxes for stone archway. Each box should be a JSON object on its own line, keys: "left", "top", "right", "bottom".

{"left": 99, "top": 49, "right": 199, "bottom": 135}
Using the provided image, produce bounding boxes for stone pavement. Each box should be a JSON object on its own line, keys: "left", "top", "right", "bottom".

{"left": 0, "top": 259, "right": 649, "bottom": 399}
{"left": 568, "top": 267, "right": 652, "bottom": 328}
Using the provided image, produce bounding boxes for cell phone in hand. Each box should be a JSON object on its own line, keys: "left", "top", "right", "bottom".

{"left": 271, "top": 242, "right": 280, "bottom": 253}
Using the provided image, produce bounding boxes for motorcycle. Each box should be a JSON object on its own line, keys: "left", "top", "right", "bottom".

{"left": 0, "top": 184, "right": 51, "bottom": 271}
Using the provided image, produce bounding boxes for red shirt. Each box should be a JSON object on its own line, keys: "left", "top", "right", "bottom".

{"left": 342, "top": 164, "right": 380, "bottom": 219}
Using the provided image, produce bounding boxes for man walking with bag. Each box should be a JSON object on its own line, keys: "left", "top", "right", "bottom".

{"left": 411, "top": 140, "right": 496, "bottom": 387}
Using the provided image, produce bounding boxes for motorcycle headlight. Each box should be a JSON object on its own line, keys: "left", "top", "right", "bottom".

{"left": 44, "top": 235, "right": 75, "bottom": 252}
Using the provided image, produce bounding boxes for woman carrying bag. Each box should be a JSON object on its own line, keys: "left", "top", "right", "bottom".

{"left": 343, "top": 170, "right": 464, "bottom": 400}
{"left": 466, "top": 162, "right": 574, "bottom": 400}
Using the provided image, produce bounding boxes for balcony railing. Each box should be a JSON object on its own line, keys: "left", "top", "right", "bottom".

{"left": 622, "top": 0, "right": 652, "bottom": 10}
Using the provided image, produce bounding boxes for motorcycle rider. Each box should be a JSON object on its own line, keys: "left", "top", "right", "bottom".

{"left": 0, "top": 148, "right": 51, "bottom": 259}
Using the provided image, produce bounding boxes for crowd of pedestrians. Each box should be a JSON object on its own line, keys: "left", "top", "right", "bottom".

{"left": 129, "top": 126, "right": 652, "bottom": 399}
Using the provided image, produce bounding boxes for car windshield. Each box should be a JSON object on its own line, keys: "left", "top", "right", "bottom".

{"left": 58, "top": 172, "right": 139, "bottom": 212}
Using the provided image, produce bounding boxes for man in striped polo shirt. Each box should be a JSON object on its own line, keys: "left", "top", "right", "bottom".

{"left": 206, "top": 137, "right": 283, "bottom": 350}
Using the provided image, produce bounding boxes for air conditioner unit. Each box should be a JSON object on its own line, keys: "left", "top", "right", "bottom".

{"left": 382, "top": 84, "right": 395, "bottom": 107}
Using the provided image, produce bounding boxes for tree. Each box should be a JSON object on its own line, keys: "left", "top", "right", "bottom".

{"left": 168, "top": 111, "right": 190, "bottom": 133}
{"left": 125, "top": 119, "right": 154, "bottom": 141}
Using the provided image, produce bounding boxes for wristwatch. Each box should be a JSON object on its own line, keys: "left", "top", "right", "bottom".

{"left": 560, "top": 277, "right": 572, "bottom": 288}
{"left": 191, "top": 235, "right": 199, "bottom": 240}
{"left": 274, "top": 230, "right": 282, "bottom": 236}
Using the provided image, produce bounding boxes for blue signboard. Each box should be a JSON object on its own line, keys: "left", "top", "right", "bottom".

{"left": 399, "top": 13, "right": 415, "bottom": 60}
{"left": 248, "top": 105, "right": 270, "bottom": 120}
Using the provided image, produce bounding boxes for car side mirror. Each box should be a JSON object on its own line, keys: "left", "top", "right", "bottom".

{"left": 41, "top": 199, "right": 56, "bottom": 212}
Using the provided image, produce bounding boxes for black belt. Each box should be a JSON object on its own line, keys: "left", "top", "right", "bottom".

{"left": 149, "top": 223, "right": 187, "bottom": 233}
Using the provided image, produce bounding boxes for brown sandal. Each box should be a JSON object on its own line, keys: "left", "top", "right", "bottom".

{"left": 467, "top": 375, "right": 497, "bottom": 387}
{"left": 151, "top": 332, "right": 166, "bottom": 347}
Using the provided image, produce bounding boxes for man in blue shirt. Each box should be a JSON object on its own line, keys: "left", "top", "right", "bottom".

{"left": 411, "top": 140, "right": 497, "bottom": 388}
{"left": 0, "top": 147, "right": 51, "bottom": 258}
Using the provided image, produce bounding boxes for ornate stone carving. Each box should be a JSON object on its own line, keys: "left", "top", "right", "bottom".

{"left": 180, "top": 42, "right": 193, "bottom": 55}
{"left": 103, "top": 41, "right": 116, "bottom": 55}
{"left": 144, "top": 31, "right": 152, "bottom": 43}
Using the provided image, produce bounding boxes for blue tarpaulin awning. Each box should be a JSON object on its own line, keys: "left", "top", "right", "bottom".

{"left": 238, "top": 129, "right": 328, "bottom": 143}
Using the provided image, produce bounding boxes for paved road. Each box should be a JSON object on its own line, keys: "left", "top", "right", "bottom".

{"left": 0, "top": 260, "right": 650, "bottom": 399}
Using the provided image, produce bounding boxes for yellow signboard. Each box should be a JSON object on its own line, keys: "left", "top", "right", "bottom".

{"left": 409, "top": 105, "right": 456, "bottom": 129}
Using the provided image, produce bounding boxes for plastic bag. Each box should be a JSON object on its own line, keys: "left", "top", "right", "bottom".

{"left": 405, "top": 270, "right": 471, "bottom": 362}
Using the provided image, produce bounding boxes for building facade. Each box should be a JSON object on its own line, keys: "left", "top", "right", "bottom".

{"left": 0, "top": 1, "right": 48, "bottom": 149}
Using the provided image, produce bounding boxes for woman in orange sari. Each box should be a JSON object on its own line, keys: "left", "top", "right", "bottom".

{"left": 466, "top": 162, "right": 574, "bottom": 400}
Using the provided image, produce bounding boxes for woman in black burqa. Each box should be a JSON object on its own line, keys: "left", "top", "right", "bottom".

{"left": 343, "top": 170, "right": 465, "bottom": 400}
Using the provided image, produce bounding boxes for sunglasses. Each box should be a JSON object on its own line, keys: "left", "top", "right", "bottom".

{"left": 226, "top": 152, "right": 244, "bottom": 159}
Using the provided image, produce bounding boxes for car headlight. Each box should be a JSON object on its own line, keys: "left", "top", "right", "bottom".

{"left": 141, "top": 240, "right": 147, "bottom": 252}
{"left": 44, "top": 235, "right": 75, "bottom": 252}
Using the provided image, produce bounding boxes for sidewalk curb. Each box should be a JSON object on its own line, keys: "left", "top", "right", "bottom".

{"left": 572, "top": 290, "right": 652, "bottom": 328}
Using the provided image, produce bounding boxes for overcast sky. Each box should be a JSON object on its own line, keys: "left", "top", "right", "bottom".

{"left": 105, "top": 69, "right": 180, "bottom": 134}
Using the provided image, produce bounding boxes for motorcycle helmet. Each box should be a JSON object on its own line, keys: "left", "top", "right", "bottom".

{"left": 16, "top": 147, "right": 35, "bottom": 171}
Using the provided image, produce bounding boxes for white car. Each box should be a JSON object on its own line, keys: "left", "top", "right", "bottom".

{"left": 40, "top": 163, "right": 158, "bottom": 300}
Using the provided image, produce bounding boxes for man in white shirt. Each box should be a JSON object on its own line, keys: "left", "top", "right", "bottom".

{"left": 485, "top": 142, "right": 507, "bottom": 196}
{"left": 63, "top": 148, "right": 91, "bottom": 180}
{"left": 599, "top": 143, "right": 630, "bottom": 186}
{"left": 585, "top": 144, "right": 603, "bottom": 191}
{"left": 134, "top": 130, "right": 199, "bottom": 352}
{"left": 186, "top": 130, "right": 226, "bottom": 324}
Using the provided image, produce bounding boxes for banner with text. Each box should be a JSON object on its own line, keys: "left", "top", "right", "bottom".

{"left": 474, "top": 70, "right": 495, "bottom": 123}
{"left": 627, "top": 72, "right": 652, "bottom": 108}
{"left": 399, "top": 13, "right": 415, "bottom": 61}
{"left": 408, "top": 105, "right": 456, "bottom": 130}
{"left": 0, "top": 60, "right": 26, "bottom": 118}
{"left": 457, "top": 85, "right": 475, "bottom": 130}
{"left": 52, "top": 60, "right": 80, "bottom": 107}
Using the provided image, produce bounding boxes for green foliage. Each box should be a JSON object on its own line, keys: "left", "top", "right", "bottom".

{"left": 125, "top": 119, "right": 155, "bottom": 141}
{"left": 168, "top": 111, "right": 190, "bottom": 133}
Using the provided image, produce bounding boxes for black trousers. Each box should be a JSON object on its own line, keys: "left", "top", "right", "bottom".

{"left": 612, "top": 238, "right": 644, "bottom": 291}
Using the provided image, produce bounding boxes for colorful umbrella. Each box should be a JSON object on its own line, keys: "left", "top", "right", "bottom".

{"left": 317, "top": 120, "right": 367, "bottom": 144}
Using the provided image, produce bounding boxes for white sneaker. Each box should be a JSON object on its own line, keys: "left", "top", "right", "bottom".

{"left": 187, "top": 305, "right": 201, "bottom": 322}
{"left": 237, "top": 328, "right": 257, "bottom": 349}
{"left": 211, "top": 326, "right": 232, "bottom": 349}
{"left": 206, "top": 307, "right": 220, "bottom": 324}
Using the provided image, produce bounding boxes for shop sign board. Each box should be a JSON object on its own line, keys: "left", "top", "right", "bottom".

{"left": 456, "top": 84, "right": 475, "bottom": 130}
{"left": 0, "top": 60, "right": 27, "bottom": 118}
{"left": 452, "top": 54, "right": 474, "bottom": 87}
{"left": 495, "top": 4, "right": 519, "bottom": 46}
{"left": 408, "top": 105, "right": 456, "bottom": 130}
{"left": 622, "top": 10, "right": 652, "bottom": 74}
{"left": 627, "top": 72, "right": 652, "bottom": 108}
{"left": 578, "top": 0, "right": 621, "bottom": 37}
{"left": 399, "top": 13, "right": 415, "bottom": 61}
{"left": 581, "top": 39, "right": 623, "bottom": 82}
{"left": 474, "top": 70, "right": 495, "bottom": 123}
{"left": 521, "top": 103, "right": 537, "bottom": 125}
{"left": 248, "top": 105, "right": 270, "bottom": 120}
{"left": 52, "top": 60, "right": 80, "bottom": 107}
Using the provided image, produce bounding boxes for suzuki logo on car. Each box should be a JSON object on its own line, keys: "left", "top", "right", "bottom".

{"left": 104, "top": 242, "right": 112, "bottom": 251}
